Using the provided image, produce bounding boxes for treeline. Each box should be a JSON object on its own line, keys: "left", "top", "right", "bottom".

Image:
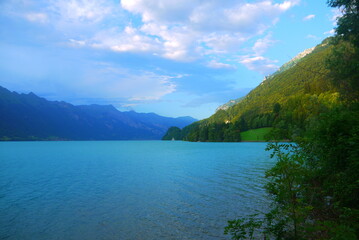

{"left": 225, "top": 0, "right": 359, "bottom": 239}
{"left": 164, "top": 111, "right": 278, "bottom": 142}
{"left": 163, "top": 91, "right": 339, "bottom": 142}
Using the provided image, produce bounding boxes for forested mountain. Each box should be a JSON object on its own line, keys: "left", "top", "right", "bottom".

{"left": 0, "top": 86, "right": 196, "bottom": 140}
{"left": 164, "top": 37, "right": 340, "bottom": 141}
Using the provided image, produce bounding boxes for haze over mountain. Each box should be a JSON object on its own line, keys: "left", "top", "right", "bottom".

{"left": 0, "top": 86, "right": 196, "bottom": 141}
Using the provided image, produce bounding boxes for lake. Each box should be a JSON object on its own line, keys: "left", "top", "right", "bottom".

{"left": 0, "top": 141, "right": 274, "bottom": 240}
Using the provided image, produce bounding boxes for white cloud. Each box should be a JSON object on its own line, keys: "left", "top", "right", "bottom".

{"left": 127, "top": 73, "right": 178, "bottom": 101}
{"left": 142, "top": 23, "right": 201, "bottom": 61}
{"left": 303, "top": 14, "right": 315, "bottom": 21}
{"left": 121, "top": 0, "right": 299, "bottom": 33}
{"left": 50, "top": 0, "right": 113, "bottom": 24}
{"left": 8, "top": 0, "right": 299, "bottom": 69}
{"left": 239, "top": 55, "right": 278, "bottom": 75}
{"left": 121, "top": 0, "right": 197, "bottom": 23}
{"left": 323, "top": 9, "right": 343, "bottom": 36}
{"left": 330, "top": 8, "right": 343, "bottom": 26}
{"left": 79, "top": 63, "right": 179, "bottom": 102}
{"left": 219, "top": 1, "right": 297, "bottom": 33}
{"left": 1, "top": 1, "right": 50, "bottom": 24}
{"left": 202, "top": 33, "right": 248, "bottom": 54}
{"left": 9, "top": 0, "right": 300, "bottom": 63}
{"left": 121, "top": 103, "right": 138, "bottom": 108}
{"left": 118, "top": 0, "right": 299, "bottom": 61}
{"left": 5, "top": 0, "right": 123, "bottom": 39}
{"left": 306, "top": 34, "right": 319, "bottom": 40}
{"left": 237, "top": 33, "right": 278, "bottom": 74}
{"left": 69, "top": 39, "right": 86, "bottom": 47}
{"left": 207, "top": 60, "right": 236, "bottom": 69}
{"left": 253, "top": 34, "right": 276, "bottom": 55}
{"left": 24, "top": 12, "right": 48, "bottom": 23}
{"left": 324, "top": 29, "right": 335, "bottom": 35}
{"left": 88, "top": 27, "right": 162, "bottom": 53}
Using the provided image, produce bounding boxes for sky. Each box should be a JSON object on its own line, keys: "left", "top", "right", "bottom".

{"left": 0, "top": 0, "right": 339, "bottom": 119}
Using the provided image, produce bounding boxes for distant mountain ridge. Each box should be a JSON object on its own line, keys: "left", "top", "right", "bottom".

{"left": 0, "top": 86, "right": 196, "bottom": 140}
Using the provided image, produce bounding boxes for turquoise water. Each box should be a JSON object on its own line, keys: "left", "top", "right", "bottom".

{"left": 0, "top": 141, "right": 274, "bottom": 240}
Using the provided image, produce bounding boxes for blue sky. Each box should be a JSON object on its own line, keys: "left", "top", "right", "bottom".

{"left": 0, "top": 0, "right": 339, "bottom": 119}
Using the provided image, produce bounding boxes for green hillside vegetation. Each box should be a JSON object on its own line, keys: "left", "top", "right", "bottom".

{"left": 240, "top": 127, "right": 272, "bottom": 142}
{"left": 162, "top": 126, "right": 182, "bottom": 140}
{"left": 224, "top": 0, "right": 359, "bottom": 239}
{"left": 164, "top": 37, "right": 340, "bottom": 142}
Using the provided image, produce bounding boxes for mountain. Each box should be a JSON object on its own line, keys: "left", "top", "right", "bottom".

{"left": 271, "top": 46, "right": 315, "bottom": 77}
{"left": 0, "top": 86, "right": 196, "bottom": 140}
{"left": 216, "top": 97, "right": 244, "bottom": 112}
{"left": 164, "top": 37, "right": 340, "bottom": 141}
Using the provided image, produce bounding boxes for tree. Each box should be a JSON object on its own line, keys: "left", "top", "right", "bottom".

{"left": 326, "top": 38, "right": 359, "bottom": 101}
{"left": 162, "top": 126, "right": 182, "bottom": 140}
{"left": 326, "top": 0, "right": 359, "bottom": 102}
{"left": 225, "top": 143, "right": 312, "bottom": 240}
{"left": 273, "top": 103, "right": 281, "bottom": 114}
{"left": 327, "top": 0, "right": 359, "bottom": 43}
{"left": 225, "top": 134, "right": 359, "bottom": 239}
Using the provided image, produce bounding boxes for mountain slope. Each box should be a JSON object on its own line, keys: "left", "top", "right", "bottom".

{"left": 164, "top": 38, "right": 340, "bottom": 141}
{"left": 216, "top": 97, "right": 244, "bottom": 112}
{"left": 214, "top": 47, "right": 315, "bottom": 114}
{"left": 0, "top": 86, "right": 196, "bottom": 140}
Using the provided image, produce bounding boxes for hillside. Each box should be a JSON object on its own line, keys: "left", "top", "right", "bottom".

{"left": 215, "top": 97, "right": 244, "bottom": 112}
{"left": 164, "top": 38, "right": 340, "bottom": 141}
{"left": 0, "top": 86, "right": 196, "bottom": 141}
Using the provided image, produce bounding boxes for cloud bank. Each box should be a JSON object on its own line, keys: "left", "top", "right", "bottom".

{"left": 29, "top": 0, "right": 299, "bottom": 70}
{"left": 5, "top": 0, "right": 299, "bottom": 74}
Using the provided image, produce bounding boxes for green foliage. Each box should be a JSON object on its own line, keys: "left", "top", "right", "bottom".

{"left": 301, "top": 104, "right": 359, "bottom": 211}
{"left": 181, "top": 122, "right": 241, "bottom": 142}
{"left": 327, "top": 0, "right": 359, "bottom": 42}
{"left": 225, "top": 40, "right": 333, "bottom": 124}
{"left": 225, "top": 104, "right": 359, "bottom": 239}
{"left": 225, "top": 143, "right": 313, "bottom": 239}
{"left": 224, "top": 215, "right": 264, "bottom": 240}
{"left": 240, "top": 127, "right": 272, "bottom": 142}
{"left": 326, "top": 38, "right": 359, "bottom": 101}
{"left": 273, "top": 103, "right": 281, "bottom": 114}
{"left": 162, "top": 126, "right": 182, "bottom": 140}
{"left": 326, "top": 0, "right": 359, "bottom": 102}
{"left": 271, "top": 92, "right": 340, "bottom": 139}
{"left": 264, "top": 143, "right": 313, "bottom": 239}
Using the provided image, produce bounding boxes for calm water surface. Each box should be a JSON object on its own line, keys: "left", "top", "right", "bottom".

{"left": 0, "top": 141, "right": 274, "bottom": 240}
